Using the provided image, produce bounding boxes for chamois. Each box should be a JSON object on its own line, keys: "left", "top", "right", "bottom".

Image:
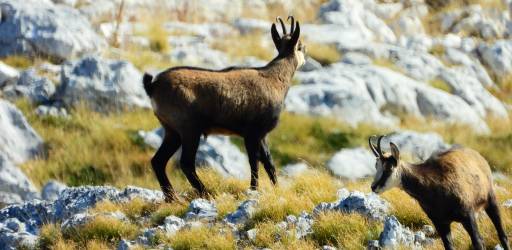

{"left": 369, "top": 135, "right": 509, "bottom": 250}
{"left": 143, "top": 16, "right": 305, "bottom": 202}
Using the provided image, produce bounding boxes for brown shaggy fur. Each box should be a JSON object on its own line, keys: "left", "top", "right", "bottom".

{"left": 370, "top": 136, "right": 509, "bottom": 250}
{"left": 143, "top": 17, "right": 304, "bottom": 202}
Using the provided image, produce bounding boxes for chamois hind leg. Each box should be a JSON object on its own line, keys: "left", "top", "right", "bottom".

{"left": 259, "top": 139, "right": 277, "bottom": 185}
{"left": 433, "top": 219, "right": 455, "bottom": 250}
{"left": 486, "top": 193, "right": 510, "bottom": 250}
{"left": 151, "top": 128, "right": 181, "bottom": 202}
{"left": 244, "top": 136, "right": 261, "bottom": 190}
{"left": 179, "top": 131, "right": 208, "bottom": 196}
{"left": 462, "top": 212, "right": 484, "bottom": 250}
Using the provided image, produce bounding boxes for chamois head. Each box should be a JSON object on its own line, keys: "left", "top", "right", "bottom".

{"left": 271, "top": 16, "right": 305, "bottom": 69}
{"left": 369, "top": 135, "right": 401, "bottom": 193}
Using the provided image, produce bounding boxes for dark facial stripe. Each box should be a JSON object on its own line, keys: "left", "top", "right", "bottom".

{"left": 375, "top": 166, "right": 393, "bottom": 190}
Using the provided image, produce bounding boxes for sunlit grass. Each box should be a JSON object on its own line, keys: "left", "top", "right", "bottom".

{"left": 1, "top": 55, "right": 34, "bottom": 69}
{"left": 310, "top": 212, "right": 382, "bottom": 249}
{"left": 166, "top": 226, "right": 236, "bottom": 250}
{"left": 306, "top": 42, "right": 341, "bottom": 65}
{"left": 210, "top": 32, "right": 274, "bottom": 61}
{"left": 62, "top": 215, "right": 138, "bottom": 246}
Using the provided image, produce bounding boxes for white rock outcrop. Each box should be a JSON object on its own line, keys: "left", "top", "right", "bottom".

{"left": 56, "top": 56, "right": 150, "bottom": 111}
{"left": 0, "top": 99, "right": 43, "bottom": 164}
{"left": 326, "top": 147, "right": 375, "bottom": 180}
{"left": 0, "top": 0, "right": 106, "bottom": 60}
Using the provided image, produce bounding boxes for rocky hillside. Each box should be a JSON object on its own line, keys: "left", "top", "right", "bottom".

{"left": 0, "top": 0, "right": 512, "bottom": 249}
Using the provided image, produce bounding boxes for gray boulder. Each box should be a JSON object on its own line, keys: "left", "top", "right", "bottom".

{"left": 0, "top": 192, "right": 22, "bottom": 205}
{"left": 41, "top": 180, "right": 67, "bottom": 201}
{"left": 379, "top": 131, "right": 450, "bottom": 161}
{"left": 281, "top": 162, "right": 309, "bottom": 177}
{"left": 294, "top": 212, "right": 314, "bottom": 239}
{"left": 314, "top": 188, "right": 389, "bottom": 221}
{"left": 233, "top": 18, "right": 270, "bottom": 35}
{"left": 161, "top": 215, "right": 185, "bottom": 235}
{"left": 316, "top": 0, "right": 396, "bottom": 45}
{"left": 0, "top": 156, "right": 39, "bottom": 204}
{"left": 0, "top": 61, "right": 18, "bottom": 86}
{"left": 0, "top": 200, "right": 53, "bottom": 234}
{"left": 0, "top": 99, "right": 43, "bottom": 164}
{"left": 479, "top": 40, "right": 512, "bottom": 77}
{"left": 138, "top": 128, "right": 249, "bottom": 179}
{"left": 300, "top": 58, "right": 323, "bottom": 72}
{"left": 2, "top": 69, "right": 55, "bottom": 104}
{"left": 56, "top": 56, "right": 151, "bottom": 111}
{"left": 34, "top": 104, "right": 68, "bottom": 118}
{"left": 224, "top": 199, "right": 257, "bottom": 226}
{"left": 379, "top": 215, "right": 432, "bottom": 248}
{"left": 119, "top": 186, "right": 165, "bottom": 203}
{"left": 185, "top": 199, "right": 218, "bottom": 221}
{"left": 0, "top": 219, "right": 37, "bottom": 250}
{"left": 286, "top": 63, "right": 489, "bottom": 133}
{"left": 53, "top": 186, "right": 120, "bottom": 220}
{"left": 168, "top": 38, "right": 231, "bottom": 69}
{"left": 326, "top": 147, "right": 375, "bottom": 180}
{"left": 60, "top": 211, "right": 127, "bottom": 231}
{"left": 0, "top": 0, "right": 105, "bottom": 60}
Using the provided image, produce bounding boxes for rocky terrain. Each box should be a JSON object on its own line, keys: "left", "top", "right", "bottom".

{"left": 0, "top": 0, "right": 512, "bottom": 249}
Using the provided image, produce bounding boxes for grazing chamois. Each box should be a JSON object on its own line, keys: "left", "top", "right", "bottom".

{"left": 143, "top": 16, "right": 305, "bottom": 202}
{"left": 369, "top": 135, "right": 509, "bottom": 250}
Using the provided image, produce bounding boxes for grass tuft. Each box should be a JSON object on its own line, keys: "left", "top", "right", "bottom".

{"left": 167, "top": 226, "right": 236, "bottom": 250}
{"left": 310, "top": 212, "right": 382, "bottom": 249}
{"left": 62, "top": 215, "right": 138, "bottom": 245}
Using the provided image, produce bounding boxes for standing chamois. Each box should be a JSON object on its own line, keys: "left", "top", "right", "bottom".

{"left": 369, "top": 135, "right": 509, "bottom": 250}
{"left": 143, "top": 16, "right": 305, "bottom": 202}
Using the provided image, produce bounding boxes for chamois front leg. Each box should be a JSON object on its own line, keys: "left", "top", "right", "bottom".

{"left": 151, "top": 130, "right": 181, "bottom": 202}
{"left": 244, "top": 136, "right": 261, "bottom": 190}
{"left": 259, "top": 139, "right": 277, "bottom": 185}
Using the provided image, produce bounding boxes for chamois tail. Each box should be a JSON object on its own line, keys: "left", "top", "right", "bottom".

{"left": 142, "top": 73, "right": 154, "bottom": 96}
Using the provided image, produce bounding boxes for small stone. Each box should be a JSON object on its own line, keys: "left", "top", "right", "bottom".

{"left": 367, "top": 240, "right": 380, "bottom": 250}
{"left": 162, "top": 215, "right": 184, "bottom": 235}
{"left": 185, "top": 199, "right": 218, "bottom": 221}
{"left": 246, "top": 228, "right": 257, "bottom": 242}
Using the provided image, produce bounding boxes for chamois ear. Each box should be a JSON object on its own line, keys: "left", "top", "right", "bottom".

{"left": 389, "top": 142, "right": 400, "bottom": 163}
{"left": 289, "top": 21, "right": 300, "bottom": 47}
{"left": 271, "top": 23, "right": 281, "bottom": 50}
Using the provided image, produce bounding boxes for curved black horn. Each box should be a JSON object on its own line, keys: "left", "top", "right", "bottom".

{"left": 288, "top": 15, "right": 295, "bottom": 34}
{"left": 376, "top": 135, "right": 384, "bottom": 156}
{"left": 369, "top": 135, "right": 379, "bottom": 157}
{"left": 276, "top": 16, "right": 287, "bottom": 34}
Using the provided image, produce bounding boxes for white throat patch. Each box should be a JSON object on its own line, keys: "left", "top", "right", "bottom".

{"left": 295, "top": 50, "right": 305, "bottom": 70}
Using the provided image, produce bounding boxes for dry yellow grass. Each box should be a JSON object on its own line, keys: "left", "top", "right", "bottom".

{"left": 306, "top": 42, "right": 341, "bottom": 65}
{"left": 1, "top": 55, "right": 34, "bottom": 69}
{"left": 167, "top": 226, "right": 236, "bottom": 250}
{"left": 211, "top": 32, "right": 274, "bottom": 61}
{"left": 311, "top": 212, "right": 382, "bottom": 249}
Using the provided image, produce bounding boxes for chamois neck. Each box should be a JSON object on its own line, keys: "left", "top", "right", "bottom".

{"left": 263, "top": 54, "right": 297, "bottom": 84}
{"left": 400, "top": 162, "right": 430, "bottom": 199}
